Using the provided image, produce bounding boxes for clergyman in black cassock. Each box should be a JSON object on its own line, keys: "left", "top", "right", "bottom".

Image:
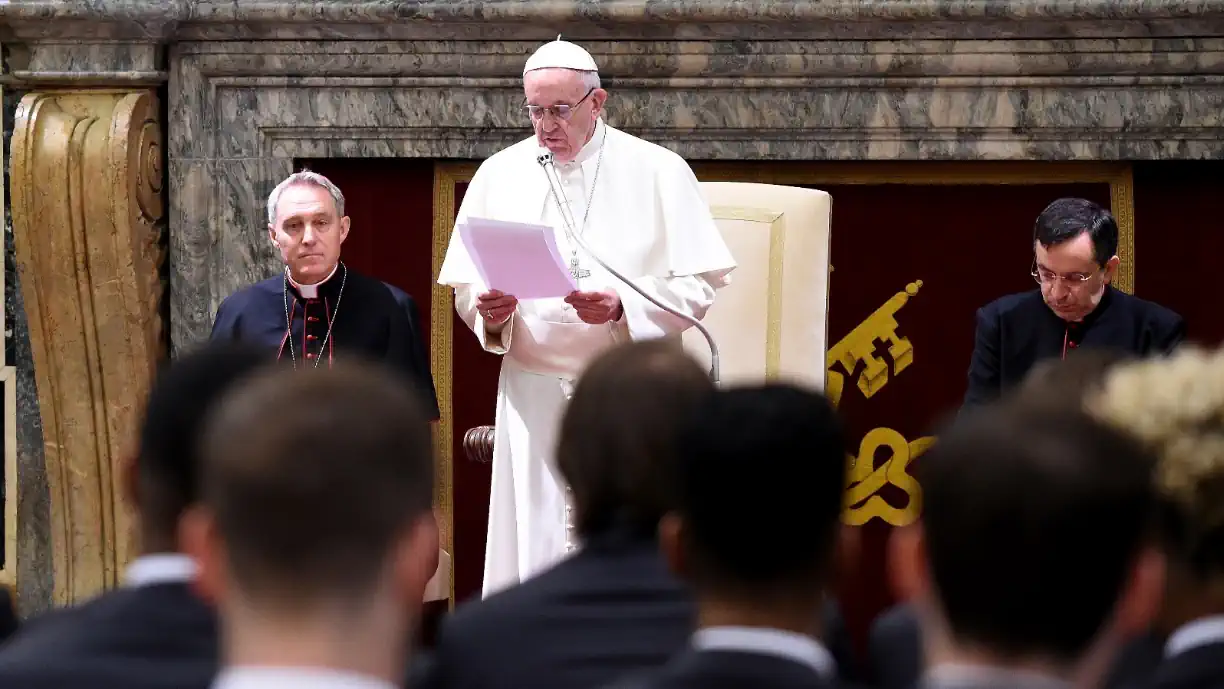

{"left": 963, "top": 198, "right": 1183, "bottom": 408}
{"left": 208, "top": 170, "right": 438, "bottom": 419}
{"left": 963, "top": 286, "right": 1183, "bottom": 408}
{"left": 210, "top": 262, "right": 439, "bottom": 419}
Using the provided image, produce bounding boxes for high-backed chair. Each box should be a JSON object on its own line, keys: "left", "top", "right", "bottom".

{"left": 464, "top": 181, "right": 833, "bottom": 454}
{"left": 684, "top": 182, "right": 833, "bottom": 389}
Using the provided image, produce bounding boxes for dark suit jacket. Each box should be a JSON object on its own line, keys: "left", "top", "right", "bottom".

{"left": 413, "top": 529, "right": 694, "bottom": 689}
{"left": 963, "top": 287, "right": 1184, "bottom": 408}
{"left": 867, "top": 603, "right": 1164, "bottom": 689}
{"left": 867, "top": 604, "right": 922, "bottom": 689}
{"left": 0, "top": 582, "right": 216, "bottom": 689}
{"left": 823, "top": 598, "right": 859, "bottom": 683}
{"left": 611, "top": 649, "right": 837, "bottom": 689}
{"left": 1140, "top": 641, "right": 1224, "bottom": 689}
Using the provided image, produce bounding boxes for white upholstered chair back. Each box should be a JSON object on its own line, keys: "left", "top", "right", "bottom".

{"left": 683, "top": 182, "right": 833, "bottom": 390}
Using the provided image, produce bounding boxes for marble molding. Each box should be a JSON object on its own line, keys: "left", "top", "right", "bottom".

{"left": 5, "top": 0, "right": 1224, "bottom": 612}
{"left": 6, "top": 0, "right": 1224, "bottom": 40}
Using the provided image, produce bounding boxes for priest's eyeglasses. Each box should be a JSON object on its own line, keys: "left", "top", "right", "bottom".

{"left": 1031, "top": 262, "right": 1098, "bottom": 286}
{"left": 524, "top": 88, "right": 596, "bottom": 121}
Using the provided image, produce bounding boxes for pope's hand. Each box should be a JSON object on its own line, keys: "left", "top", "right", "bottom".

{"left": 477, "top": 290, "right": 518, "bottom": 325}
{"left": 565, "top": 290, "right": 623, "bottom": 325}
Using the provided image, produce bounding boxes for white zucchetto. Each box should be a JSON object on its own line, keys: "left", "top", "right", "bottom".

{"left": 523, "top": 36, "right": 599, "bottom": 75}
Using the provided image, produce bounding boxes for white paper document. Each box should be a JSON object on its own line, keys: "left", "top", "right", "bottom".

{"left": 457, "top": 217, "right": 578, "bottom": 299}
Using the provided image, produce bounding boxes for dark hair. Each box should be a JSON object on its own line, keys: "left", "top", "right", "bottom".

{"left": 557, "top": 340, "right": 713, "bottom": 538}
{"left": 674, "top": 384, "right": 847, "bottom": 596}
{"left": 199, "top": 360, "right": 435, "bottom": 603}
{"left": 137, "top": 341, "right": 271, "bottom": 544}
{"left": 1155, "top": 497, "right": 1224, "bottom": 586}
{"left": 1033, "top": 198, "right": 1118, "bottom": 266}
{"left": 918, "top": 405, "right": 1157, "bottom": 662}
{"left": 1012, "top": 348, "right": 1135, "bottom": 404}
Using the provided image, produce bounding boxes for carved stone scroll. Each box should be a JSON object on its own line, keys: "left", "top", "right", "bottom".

{"left": 10, "top": 90, "right": 167, "bottom": 605}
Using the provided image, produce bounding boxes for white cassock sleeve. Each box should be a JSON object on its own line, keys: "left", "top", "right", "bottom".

{"left": 437, "top": 166, "right": 514, "bottom": 355}
{"left": 613, "top": 150, "right": 735, "bottom": 342}
{"left": 614, "top": 273, "right": 723, "bottom": 342}
{"left": 455, "top": 284, "right": 513, "bottom": 354}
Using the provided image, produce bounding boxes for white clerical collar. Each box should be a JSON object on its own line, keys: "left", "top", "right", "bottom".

{"left": 692, "top": 626, "right": 835, "bottom": 678}
{"left": 1165, "top": 615, "right": 1224, "bottom": 657}
{"left": 923, "top": 663, "right": 1070, "bottom": 689}
{"left": 123, "top": 553, "right": 197, "bottom": 588}
{"left": 287, "top": 263, "right": 339, "bottom": 299}
{"left": 557, "top": 118, "right": 605, "bottom": 169}
{"left": 212, "top": 667, "right": 396, "bottom": 689}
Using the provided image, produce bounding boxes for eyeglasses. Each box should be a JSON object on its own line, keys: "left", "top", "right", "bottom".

{"left": 523, "top": 88, "right": 595, "bottom": 121}
{"left": 1031, "top": 261, "right": 1099, "bottom": 286}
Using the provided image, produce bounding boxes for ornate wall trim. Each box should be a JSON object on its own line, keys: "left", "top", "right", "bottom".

{"left": 10, "top": 89, "right": 167, "bottom": 604}
{"left": 430, "top": 162, "right": 477, "bottom": 608}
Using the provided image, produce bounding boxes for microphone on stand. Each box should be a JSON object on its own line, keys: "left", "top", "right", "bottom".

{"left": 536, "top": 151, "right": 722, "bottom": 385}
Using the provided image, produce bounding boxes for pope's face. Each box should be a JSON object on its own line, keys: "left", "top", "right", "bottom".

{"left": 523, "top": 68, "right": 606, "bottom": 163}
{"left": 1034, "top": 232, "right": 1117, "bottom": 322}
{"left": 268, "top": 183, "right": 350, "bottom": 284}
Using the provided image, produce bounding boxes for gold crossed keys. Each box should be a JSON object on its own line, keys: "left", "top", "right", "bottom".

{"left": 827, "top": 280, "right": 932, "bottom": 527}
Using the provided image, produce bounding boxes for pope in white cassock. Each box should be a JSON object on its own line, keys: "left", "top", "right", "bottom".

{"left": 437, "top": 38, "right": 736, "bottom": 596}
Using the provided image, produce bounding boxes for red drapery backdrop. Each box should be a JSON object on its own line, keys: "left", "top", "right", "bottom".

{"left": 295, "top": 159, "right": 1224, "bottom": 667}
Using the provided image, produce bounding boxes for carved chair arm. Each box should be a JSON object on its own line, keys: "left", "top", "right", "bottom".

{"left": 463, "top": 425, "right": 496, "bottom": 464}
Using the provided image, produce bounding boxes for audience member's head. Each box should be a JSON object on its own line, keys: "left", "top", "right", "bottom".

{"left": 184, "top": 361, "right": 437, "bottom": 676}
{"left": 558, "top": 340, "right": 713, "bottom": 540}
{"left": 662, "top": 383, "right": 847, "bottom": 627}
{"left": 128, "top": 341, "right": 271, "bottom": 554}
{"left": 891, "top": 404, "right": 1163, "bottom": 682}
{"left": 1086, "top": 346, "right": 1224, "bottom": 635}
{"left": 1013, "top": 347, "right": 1135, "bottom": 404}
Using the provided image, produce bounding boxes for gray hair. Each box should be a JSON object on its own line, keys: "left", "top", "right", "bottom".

{"left": 579, "top": 70, "right": 601, "bottom": 91}
{"left": 267, "top": 171, "right": 346, "bottom": 226}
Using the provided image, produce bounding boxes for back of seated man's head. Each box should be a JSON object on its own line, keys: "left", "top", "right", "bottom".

{"left": 558, "top": 340, "right": 713, "bottom": 540}
{"left": 185, "top": 361, "right": 437, "bottom": 642}
{"left": 1086, "top": 346, "right": 1224, "bottom": 636}
{"left": 1013, "top": 347, "right": 1135, "bottom": 405}
{"left": 131, "top": 341, "right": 271, "bottom": 553}
{"left": 663, "top": 383, "right": 847, "bottom": 609}
{"left": 893, "top": 404, "right": 1163, "bottom": 678}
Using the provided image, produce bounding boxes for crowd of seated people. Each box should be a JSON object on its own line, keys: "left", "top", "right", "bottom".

{"left": 0, "top": 338, "right": 1219, "bottom": 689}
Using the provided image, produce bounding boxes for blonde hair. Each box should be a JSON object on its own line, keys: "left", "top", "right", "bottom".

{"left": 1085, "top": 346, "right": 1224, "bottom": 579}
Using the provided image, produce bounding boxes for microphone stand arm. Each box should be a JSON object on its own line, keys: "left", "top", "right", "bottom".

{"left": 537, "top": 153, "right": 721, "bottom": 385}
